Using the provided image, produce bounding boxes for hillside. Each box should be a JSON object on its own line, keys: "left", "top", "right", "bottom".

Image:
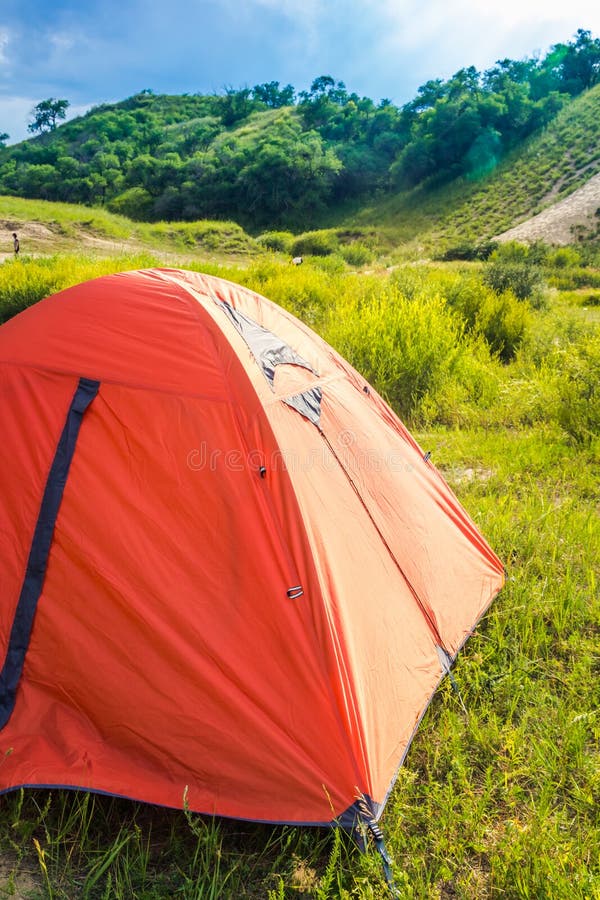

{"left": 0, "top": 195, "right": 261, "bottom": 265}
{"left": 0, "top": 31, "right": 598, "bottom": 238}
{"left": 1, "top": 78, "right": 599, "bottom": 268}
{"left": 352, "top": 83, "right": 600, "bottom": 250}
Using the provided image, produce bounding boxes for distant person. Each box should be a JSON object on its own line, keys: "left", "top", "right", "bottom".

{"left": 12, "top": 233, "right": 19, "bottom": 256}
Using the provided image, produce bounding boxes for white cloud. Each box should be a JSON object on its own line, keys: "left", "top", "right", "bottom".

{"left": 361, "top": 0, "right": 600, "bottom": 100}
{"left": 378, "top": 0, "right": 599, "bottom": 42}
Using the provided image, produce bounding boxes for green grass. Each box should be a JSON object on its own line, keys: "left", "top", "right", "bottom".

{"left": 0, "top": 253, "right": 598, "bottom": 898}
{"left": 0, "top": 195, "right": 260, "bottom": 258}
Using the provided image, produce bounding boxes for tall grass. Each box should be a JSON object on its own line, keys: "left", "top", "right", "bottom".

{"left": 0, "top": 253, "right": 598, "bottom": 897}
{"left": 0, "top": 255, "right": 160, "bottom": 323}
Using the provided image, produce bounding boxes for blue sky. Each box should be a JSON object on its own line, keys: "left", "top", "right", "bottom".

{"left": 1, "top": 0, "right": 599, "bottom": 143}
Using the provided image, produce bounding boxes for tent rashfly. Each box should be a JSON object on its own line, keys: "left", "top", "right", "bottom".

{"left": 0, "top": 268, "right": 504, "bottom": 845}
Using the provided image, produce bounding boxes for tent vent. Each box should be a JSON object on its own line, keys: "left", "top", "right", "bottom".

{"left": 213, "top": 296, "right": 317, "bottom": 388}
{"left": 283, "top": 387, "right": 322, "bottom": 427}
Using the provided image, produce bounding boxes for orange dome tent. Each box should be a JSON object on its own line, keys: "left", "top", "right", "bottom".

{"left": 0, "top": 268, "right": 503, "bottom": 833}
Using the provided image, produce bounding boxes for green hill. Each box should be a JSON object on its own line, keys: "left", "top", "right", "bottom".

{"left": 0, "top": 31, "right": 599, "bottom": 257}
{"left": 1, "top": 74, "right": 599, "bottom": 267}
{"left": 0, "top": 30, "right": 599, "bottom": 241}
{"left": 354, "top": 83, "right": 600, "bottom": 251}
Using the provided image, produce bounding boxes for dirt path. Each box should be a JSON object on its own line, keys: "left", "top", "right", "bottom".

{"left": 1, "top": 217, "right": 138, "bottom": 258}
{"left": 495, "top": 172, "right": 600, "bottom": 245}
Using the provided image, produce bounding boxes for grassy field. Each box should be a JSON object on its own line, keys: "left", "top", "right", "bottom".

{"left": 0, "top": 250, "right": 598, "bottom": 898}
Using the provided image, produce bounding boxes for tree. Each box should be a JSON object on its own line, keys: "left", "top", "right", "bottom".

{"left": 560, "top": 29, "right": 600, "bottom": 93}
{"left": 251, "top": 81, "right": 295, "bottom": 108}
{"left": 218, "top": 88, "right": 257, "bottom": 126}
{"left": 300, "top": 75, "right": 348, "bottom": 105}
{"left": 28, "top": 99, "right": 70, "bottom": 134}
{"left": 0, "top": 133, "right": 9, "bottom": 148}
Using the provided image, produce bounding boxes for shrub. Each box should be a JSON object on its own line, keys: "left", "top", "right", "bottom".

{"left": 256, "top": 230, "right": 295, "bottom": 253}
{"left": 552, "top": 333, "right": 600, "bottom": 445}
{"left": 291, "top": 230, "right": 339, "bottom": 257}
{"left": 444, "top": 274, "right": 531, "bottom": 361}
{"left": 490, "top": 240, "right": 530, "bottom": 262}
{"left": 546, "top": 246, "right": 581, "bottom": 268}
{"left": 107, "top": 187, "right": 154, "bottom": 221}
{"left": 306, "top": 254, "right": 347, "bottom": 274}
{"left": 241, "top": 258, "right": 338, "bottom": 329}
{"left": 438, "top": 240, "right": 498, "bottom": 261}
{"left": 147, "top": 221, "right": 257, "bottom": 255}
{"left": 323, "top": 280, "right": 497, "bottom": 424}
{"left": 483, "top": 259, "right": 545, "bottom": 303}
{"left": 491, "top": 240, "right": 549, "bottom": 266}
{"left": 389, "top": 266, "right": 431, "bottom": 300}
{"left": 339, "top": 243, "right": 375, "bottom": 266}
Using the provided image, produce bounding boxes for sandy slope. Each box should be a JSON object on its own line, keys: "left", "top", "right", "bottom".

{"left": 496, "top": 172, "right": 600, "bottom": 245}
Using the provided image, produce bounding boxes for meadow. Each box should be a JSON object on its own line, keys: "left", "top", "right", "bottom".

{"left": 0, "top": 247, "right": 598, "bottom": 898}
